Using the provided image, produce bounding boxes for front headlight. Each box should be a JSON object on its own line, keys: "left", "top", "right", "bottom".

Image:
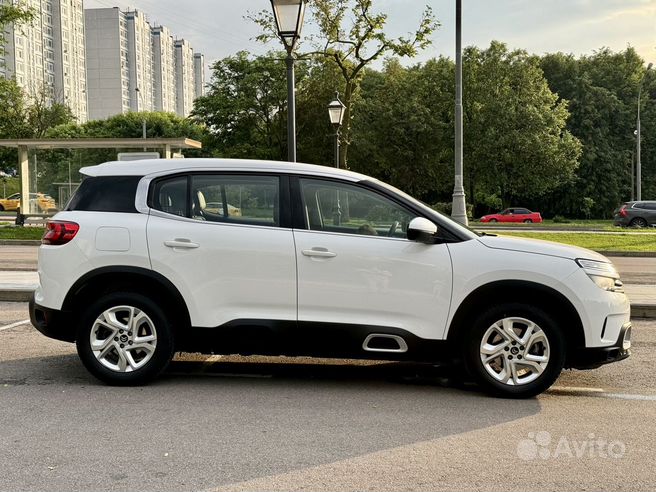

{"left": 576, "top": 259, "right": 624, "bottom": 293}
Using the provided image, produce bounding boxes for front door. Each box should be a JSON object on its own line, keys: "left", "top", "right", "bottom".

{"left": 292, "top": 177, "right": 453, "bottom": 341}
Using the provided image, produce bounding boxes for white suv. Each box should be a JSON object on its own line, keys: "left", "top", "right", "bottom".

{"left": 30, "top": 159, "right": 631, "bottom": 397}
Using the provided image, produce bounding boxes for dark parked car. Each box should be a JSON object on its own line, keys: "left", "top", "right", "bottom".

{"left": 614, "top": 201, "right": 656, "bottom": 227}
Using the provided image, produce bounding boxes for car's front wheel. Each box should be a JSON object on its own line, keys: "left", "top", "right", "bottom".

{"left": 464, "top": 303, "right": 565, "bottom": 398}
{"left": 489, "top": 218, "right": 498, "bottom": 223}
{"left": 76, "top": 292, "right": 175, "bottom": 385}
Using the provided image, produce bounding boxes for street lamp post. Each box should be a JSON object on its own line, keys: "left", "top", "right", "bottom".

{"left": 327, "top": 92, "right": 346, "bottom": 168}
{"left": 328, "top": 92, "right": 346, "bottom": 224}
{"left": 270, "top": 0, "right": 307, "bottom": 163}
{"left": 134, "top": 87, "right": 147, "bottom": 140}
{"left": 451, "top": 0, "right": 468, "bottom": 225}
{"left": 636, "top": 62, "right": 653, "bottom": 201}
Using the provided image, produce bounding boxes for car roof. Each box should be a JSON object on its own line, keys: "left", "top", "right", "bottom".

{"left": 80, "top": 158, "right": 371, "bottom": 183}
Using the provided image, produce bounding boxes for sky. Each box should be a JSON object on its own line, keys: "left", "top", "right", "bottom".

{"left": 84, "top": 0, "right": 656, "bottom": 70}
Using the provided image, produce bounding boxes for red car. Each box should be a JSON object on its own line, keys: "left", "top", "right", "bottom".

{"left": 480, "top": 208, "right": 543, "bottom": 223}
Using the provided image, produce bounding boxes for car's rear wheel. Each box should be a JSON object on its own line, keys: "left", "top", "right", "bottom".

{"left": 630, "top": 217, "right": 648, "bottom": 228}
{"left": 76, "top": 292, "right": 175, "bottom": 385}
{"left": 0, "top": 204, "right": 4, "bottom": 211}
{"left": 523, "top": 219, "right": 533, "bottom": 223}
{"left": 463, "top": 303, "right": 565, "bottom": 398}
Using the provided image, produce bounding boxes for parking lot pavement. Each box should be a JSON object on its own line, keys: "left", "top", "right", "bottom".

{"left": 1, "top": 302, "right": 655, "bottom": 492}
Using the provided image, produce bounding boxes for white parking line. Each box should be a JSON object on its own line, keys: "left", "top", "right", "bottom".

{"left": 0, "top": 319, "right": 31, "bottom": 332}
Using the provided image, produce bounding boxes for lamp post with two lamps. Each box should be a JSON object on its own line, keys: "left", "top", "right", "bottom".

{"left": 270, "top": 0, "right": 307, "bottom": 163}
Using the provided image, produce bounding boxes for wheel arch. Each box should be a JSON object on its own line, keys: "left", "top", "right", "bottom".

{"left": 63, "top": 266, "right": 191, "bottom": 337}
{"left": 446, "top": 280, "right": 585, "bottom": 359}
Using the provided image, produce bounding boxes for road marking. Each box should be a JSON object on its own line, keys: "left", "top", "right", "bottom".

{"left": 0, "top": 319, "right": 31, "bottom": 332}
{"left": 550, "top": 386, "right": 656, "bottom": 401}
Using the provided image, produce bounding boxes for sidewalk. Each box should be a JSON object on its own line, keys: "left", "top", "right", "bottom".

{"left": 1, "top": 270, "right": 654, "bottom": 318}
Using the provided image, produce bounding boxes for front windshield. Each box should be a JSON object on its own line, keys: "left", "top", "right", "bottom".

{"left": 373, "top": 179, "right": 481, "bottom": 239}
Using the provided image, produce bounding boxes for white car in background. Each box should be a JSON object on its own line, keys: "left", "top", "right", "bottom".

{"left": 30, "top": 159, "right": 631, "bottom": 398}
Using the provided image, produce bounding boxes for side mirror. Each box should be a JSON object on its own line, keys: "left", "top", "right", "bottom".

{"left": 407, "top": 217, "right": 438, "bottom": 244}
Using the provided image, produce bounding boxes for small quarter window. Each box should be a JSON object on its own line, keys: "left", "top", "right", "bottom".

{"left": 66, "top": 176, "right": 140, "bottom": 213}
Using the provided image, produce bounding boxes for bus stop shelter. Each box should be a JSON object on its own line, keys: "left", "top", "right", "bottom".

{"left": 0, "top": 138, "right": 202, "bottom": 218}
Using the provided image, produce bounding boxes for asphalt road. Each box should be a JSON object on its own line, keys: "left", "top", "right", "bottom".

{"left": 1, "top": 302, "right": 655, "bottom": 491}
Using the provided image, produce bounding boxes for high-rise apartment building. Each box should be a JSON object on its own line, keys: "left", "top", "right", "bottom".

{"left": 174, "top": 38, "right": 195, "bottom": 117}
{"left": 193, "top": 52, "right": 205, "bottom": 99}
{"left": 125, "top": 10, "right": 153, "bottom": 112}
{"left": 1, "top": 0, "right": 88, "bottom": 122}
{"left": 84, "top": 7, "right": 129, "bottom": 120}
{"left": 152, "top": 25, "right": 176, "bottom": 113}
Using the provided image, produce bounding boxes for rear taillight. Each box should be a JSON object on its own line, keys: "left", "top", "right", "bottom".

{"left": 619, "top": 205, "right": 628, "bottom": 217}
{"left": 42, "top": 221, "right": 79, "bottom": 245}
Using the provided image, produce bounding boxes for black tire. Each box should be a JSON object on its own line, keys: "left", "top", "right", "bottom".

{"left": 0, "top": 204, "right": 4, "bottom": 211}
{"left": 523, "top": 219, "right": 533, "bottom": 223}
{"left": 463, "top": 303, "right": 565, "bottom": 398}
{"left": 489, "top": 218, "right": 498, "bottom": 223}
{"left": 76, "top": 292, "right": 175, "bottom": 385}
{"left": 630, "top": 217, "right": 648, "bottom": 228}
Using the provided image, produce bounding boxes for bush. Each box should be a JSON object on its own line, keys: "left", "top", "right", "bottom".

{"left": 552, "top": 215, "right": 571, "bottom": 223}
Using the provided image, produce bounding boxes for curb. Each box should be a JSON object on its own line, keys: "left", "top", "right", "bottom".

{"left": 631, "top": 304, "right": 656, "bottom": 319}
{"left": 0, "top": 240, "right": 41, "bottom": 246}
{"left": 0, "top": 289, "right": 34, "bottom": 302}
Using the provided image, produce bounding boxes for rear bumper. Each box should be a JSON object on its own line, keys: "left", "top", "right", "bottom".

{"left": 29, "top": 294, "right": 76, "bottom": 343}
{"left": 568, "top": 322, "right": 631, "bottom": 369}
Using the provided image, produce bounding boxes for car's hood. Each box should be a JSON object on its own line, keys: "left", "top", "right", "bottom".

{"left": 477, "top": 234, "right": 610, "bottom": 262}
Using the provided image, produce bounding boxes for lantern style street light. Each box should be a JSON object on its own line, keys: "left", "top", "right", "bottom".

{"left": 328, "top": 92, "right": 346, "bottom": 225}
{"left": 636, "top": 62, "right": 653, "bottom": 201}
{"left": 271, "top": 0, "right": 307, "bottom": 162}
{"left": 327, "top": 92, "right": 346, "bottom": 169}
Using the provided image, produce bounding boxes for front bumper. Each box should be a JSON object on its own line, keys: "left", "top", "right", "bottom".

{"left": 29, "top": 294, "right": 76, "bottom": 343}
{"left": 568, "top": 322, "right": 632, "bottom": 369}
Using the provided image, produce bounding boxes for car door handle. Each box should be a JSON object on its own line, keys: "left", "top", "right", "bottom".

{"left": 302, "top": 248, "right": 337, "bottom": 258}
{"left": 164, "top": 239, "right": 199, "bottom": 249}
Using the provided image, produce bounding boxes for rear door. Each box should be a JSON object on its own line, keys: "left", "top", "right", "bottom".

{"left": 146, "top": 172, "right": 297, "bottom": 328}
{"left": 292, "top": 177, "right": 453, "bottom": 341}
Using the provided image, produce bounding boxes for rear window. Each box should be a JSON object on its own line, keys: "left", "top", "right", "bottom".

{"left": 66, "top": 176, "right": 141, "bottom": 213}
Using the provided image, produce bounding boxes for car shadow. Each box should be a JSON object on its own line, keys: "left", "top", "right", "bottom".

{"left": 0, "top": 353, "right": 542, "bottom": 492}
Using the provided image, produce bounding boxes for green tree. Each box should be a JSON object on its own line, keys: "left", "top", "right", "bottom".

{"left": 0, "top": 2, "right": 34, "bottom": 52}
{"left": 463, "top": 42, "right": 581, "bottom": 209}
{"left": 251, "top": 0, "right": 438, "bottom": 168}
{"left": 349, "top": 57, "right": 454, "bottom": 201}
{"left": 191, "top": 51, "right": 303, "bottom": 160}
{"left": 540, "top": 48, "right": 645, "bottom": 217}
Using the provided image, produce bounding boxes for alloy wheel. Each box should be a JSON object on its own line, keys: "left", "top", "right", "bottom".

{"left": 479, "top": 317, "right": 550, "bottom": 386}
{"left": 89, "top": 305, "right": 158, "bottom": 372}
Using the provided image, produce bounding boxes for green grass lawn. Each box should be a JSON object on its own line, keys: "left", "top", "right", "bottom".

{"left": 0, "top": 227, "right": 45, "bottom": 240}
{"left": 473, "top": 219, "right": 656, "bottom": 233}
{"left": 500, "top": 232, "right": 656, "bottom": 252}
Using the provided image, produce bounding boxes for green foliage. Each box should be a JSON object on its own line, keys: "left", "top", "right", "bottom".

{"left": 552, "top": 215, "right": 571, "bottom": 223}
{"left": 191, "top": 51, "right": 301, "bottom": 160}
{"left": 538, "top": 47, "right": 646, "bottom": 217}
{"left": 0, "top": 2, "right": 35, "bottom": 53}
{"left": 462, "top": 42, "right": 581, "bottom": 209}
{"left": 0, "top": 82, "right": 75, "bottom": 172}
{"left": 249, "top": 0, "right": 438, "bottom": 168}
